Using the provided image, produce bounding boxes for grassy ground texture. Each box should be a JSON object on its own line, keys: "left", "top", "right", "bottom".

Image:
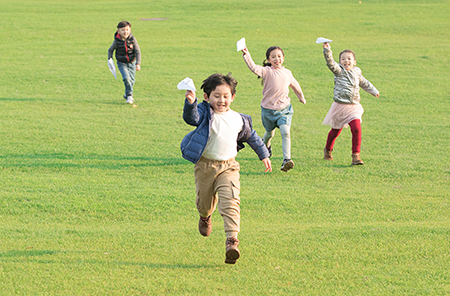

{"left": 0, "top": 0, "right": 449, "bottom": 294}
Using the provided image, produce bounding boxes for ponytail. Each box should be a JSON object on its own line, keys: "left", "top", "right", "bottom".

{"left": 257, "top": 46, "right": 284, "bottom": 82}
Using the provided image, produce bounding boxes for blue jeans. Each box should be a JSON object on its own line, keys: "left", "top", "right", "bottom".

{"left": 117, "top": 61, "right": 136, "bottom": 97}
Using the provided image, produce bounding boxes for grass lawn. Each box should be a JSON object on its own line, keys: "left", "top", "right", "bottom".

{"left": 0, "top": 0, "right": 449, "bottom": 294}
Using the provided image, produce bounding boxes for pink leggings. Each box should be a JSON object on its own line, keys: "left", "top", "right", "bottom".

{"left": 325, "top": 119, "right": 362, "bottom": 154}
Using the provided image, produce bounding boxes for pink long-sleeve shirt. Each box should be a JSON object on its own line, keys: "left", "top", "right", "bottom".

{"left": 243, "top": 52, "right": 305, "bottom": 110}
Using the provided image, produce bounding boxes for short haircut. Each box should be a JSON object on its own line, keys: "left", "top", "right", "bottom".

{"left": 339, "top": 49, "right": 356, "bottom": 60}
{"left": 201, "top": 73, "right": 237, "bottom": 97}
{"left": 117, "top": 21, "right": 131, "bottom": 29}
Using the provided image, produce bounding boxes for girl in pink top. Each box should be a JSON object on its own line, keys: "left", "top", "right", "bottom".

{"left": 242, "top": 46, "right": 306, "bottom": 172}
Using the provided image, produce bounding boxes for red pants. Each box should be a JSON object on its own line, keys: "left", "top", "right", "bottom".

{"left": 325, "top": 119, "right": 362, "bottom": 154}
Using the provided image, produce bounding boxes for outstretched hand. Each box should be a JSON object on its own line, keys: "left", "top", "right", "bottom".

{"left": 242, "top": 47, "right": 249, "bottom": 55}
{"left": 323, "top": 42, "right": 330, "bottom": 49}
{"left": 262, "top": 158, "right": 272, "bottom": 172}
{"left": 185, "top": 90, "right": 196, "bottom": 103}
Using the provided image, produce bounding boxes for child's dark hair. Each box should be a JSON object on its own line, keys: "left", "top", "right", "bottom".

{"left": 257, "top": 46, "right": 284, "bottom": 82}
{"left": 263, "top": 46, "right": 284, "bottom": 67}
{"left": 201, "top": 73, "right": 237, "bottom": 97}
{"left": 339, "top": 49, "right": 356, "bottom": 60}
{"left": 117, "top": 21, "right": 131, "bottom": 29}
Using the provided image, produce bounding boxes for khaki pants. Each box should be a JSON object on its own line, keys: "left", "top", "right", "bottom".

{"left": 194, "top": 157, "right": 240, "bottom": 238}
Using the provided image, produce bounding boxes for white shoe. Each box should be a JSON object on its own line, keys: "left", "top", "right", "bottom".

{"left": 126, "top": 96, "right": 134, "bottom": 104}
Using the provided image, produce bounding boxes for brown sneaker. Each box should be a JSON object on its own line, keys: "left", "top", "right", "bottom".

{"left": 351, "top": 153, "right": 364, "bottom": 165}
{"left": 198, "top": 215, "right": 212, "bottom": 237}
{"left": 225, "top": 237, "right": 240, "bottom": 264}
{"left": 280, "top": 159, "right": 294, "bottom": 172}
{"left": 324, "top": 148, "right": 333, "bottom": 160}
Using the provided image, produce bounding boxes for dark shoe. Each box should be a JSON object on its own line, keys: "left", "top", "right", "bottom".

{"left": 324, "top": 147, "right": 333, "bottom": 160}
{"left": 198, "top": 215, "right": 212, "bottom": 237}
{"left": 280, "top": 159, "right": 294, "bottom": 172}
{"left": 267, "top": 145, "right": 272, "bottom": 158}
{"left": 351, "top": 153, "right": 364, "bottom": 165}
{"left": 225, "top": 237, "right": 240, "bottom": 264}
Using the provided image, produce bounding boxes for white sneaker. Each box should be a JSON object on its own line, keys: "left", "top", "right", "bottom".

{"left": 126, "top": 96, "right": 134, "bottom": 104}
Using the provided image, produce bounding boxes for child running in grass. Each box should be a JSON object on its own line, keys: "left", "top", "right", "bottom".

{"left": 181, "top": 73, "right": 272, "bottom": 264}
{"left": 242, "top": 46, "right": 306, "bottom": 172}
{"left": 108, "top": 21, "right": 141, "bottom": 104}
{"left": 321, "top": 42, "right": 380, "bottom": 165}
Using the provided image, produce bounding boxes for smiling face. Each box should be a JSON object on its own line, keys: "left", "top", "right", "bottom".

{"left": 267, "top": 49, "right": 284, "bottom": 69}
{"left": 117, "top": 25, "right": 131, "bottom": 40}
{"left": 204, "top": 84, "right": 235, "bottom": 113}
{"left": 339, "top": 51, "right": 356, "bottom": 71}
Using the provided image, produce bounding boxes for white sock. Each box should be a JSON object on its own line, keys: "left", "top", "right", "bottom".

{"left": 263, "top": 130, "right": 275, "bottom": 147}
{"left": 280, "top": 125, "right": 291, "bottom": 160}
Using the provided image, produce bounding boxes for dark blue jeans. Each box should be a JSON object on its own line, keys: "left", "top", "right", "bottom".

{"left": 117, "top": 61, "right": 136, "bottom": 97}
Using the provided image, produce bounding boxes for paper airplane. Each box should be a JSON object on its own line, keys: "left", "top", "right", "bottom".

{"left": 177, "top": 77, "right": 197, "bottom": 91}
{"left": 236, "top": 37, "right": 246, "bottom": 52}
{"left": 315, "top": 37, "right": 333, "bottom": 44}
{"left": 107, "top": 58, "right": 117, "bottom": 79}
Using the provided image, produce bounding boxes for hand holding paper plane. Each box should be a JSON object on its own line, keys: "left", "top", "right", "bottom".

{"left": 177, "top": 77, "right": 197, "bottom": 91}
{"left": 236, "top": 37, "right": 246, "bottom": 52}
{"left": 315, "top": 37, "right": 333, "bottom": 44}
{"left": 107, "top": 58, "right": 117, "bottom": 79}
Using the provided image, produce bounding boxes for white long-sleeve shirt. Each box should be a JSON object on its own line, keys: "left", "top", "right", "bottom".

{"left": 202, "top": 110, "right": 243, "bottom": 161}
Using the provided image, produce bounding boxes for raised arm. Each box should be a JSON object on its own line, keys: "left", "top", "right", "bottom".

{"left": 323, "top": 43, "right": 341, "bottom": 75}
{"left": 242, "top": 47, "right": 265, "bottom": 78}
{"left": 185, "top": 90, "right": 196, "bottom": 104}
{"left": 183, "top": 90, "right": 203, "bottom": 126}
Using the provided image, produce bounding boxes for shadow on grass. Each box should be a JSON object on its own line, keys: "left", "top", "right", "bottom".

{"left": 0, "top": 250, "right": 215, "bottom": 269}
{"left": 0, "top": 250, "right": 59, "bottom": 257}
{"left": 0, "top": 153, "right": 189, "bottom": 169}
{"left": 0, "top": 98, "right": 44, "bottom": 102}
{"left": 116, "top": 261, "right": 215, "bottom": 269}
{"left": 330, "top": 164, "right": 357, "bottom": 169}
{"left": 238, "top": 157, "right": 363, "bottom": 175}
{"left": 100, "top": 101, "right": 130, "bottom": 106}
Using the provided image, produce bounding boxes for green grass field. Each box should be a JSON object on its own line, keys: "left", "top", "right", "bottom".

{"left": 1, "top": 0, "right": 449, "bottom": 294}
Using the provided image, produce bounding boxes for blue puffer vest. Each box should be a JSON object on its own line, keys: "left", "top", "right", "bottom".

{"left": 181, "top": 99, "right": 269, "bottom": 164}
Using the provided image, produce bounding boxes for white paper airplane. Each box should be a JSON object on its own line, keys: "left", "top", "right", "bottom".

{"left": 236, "top": 37, "right": 246, "bottom": 52}
{"left": 177, "top": 77, "right": 197, "bottom": 91}
{"left": 107, "top": 58, "right": 117, "bottom": 79}
{"left": 315, "top": 37, "right": 333, "bottom": 44}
